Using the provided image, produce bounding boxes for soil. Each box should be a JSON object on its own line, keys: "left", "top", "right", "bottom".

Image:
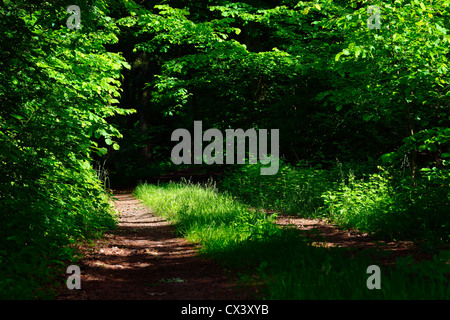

{"left": 276, "top": 214, "right": 434, "bottom": 267}
{"left": 57, "top": 190, "right": 251, "bottom": 300}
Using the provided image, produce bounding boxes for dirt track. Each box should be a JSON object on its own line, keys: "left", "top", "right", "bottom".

{"left": 57, "top": 190, "right": 251, "bottom": 300}
{"left": 57, "top": 189, "right": 433, "bottom": 300}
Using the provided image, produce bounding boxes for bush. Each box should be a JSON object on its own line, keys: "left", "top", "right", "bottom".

{"left": 322, "top": 166, "right": 450, "bottom": 243}
{"left": 321, "top": 169, "right": 403, "bottom": 234}
{"left": 0, "top": 163, "right": 118, "bottom": 299}
{"left": 221, "top": 161, "right": 449, "bottom": 245}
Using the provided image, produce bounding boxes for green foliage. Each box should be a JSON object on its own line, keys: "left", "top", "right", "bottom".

{"left": 317, "top": 0, "right": 450, "bottom": 176}
{"left": 108, "top": 0, "right": 450, "bottom": 179}
{"left": 322, "top": 168, "right": 403, "bottom": 234}
{"left": 0, "top": 0, "right": 131, "bottom": 298}
{"left": 221, "top": 161, "right": 449, "bottom": 245}
{"left": 113, "top": 0, "right": 345, "bottom": 166}
{"left": 321, "top": 165, "right": 449, "bottom": 243}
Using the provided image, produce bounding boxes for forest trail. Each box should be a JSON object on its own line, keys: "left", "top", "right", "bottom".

{"left": 276, "top": 214, "right": 431, "bottom": 266}
{"left": 57, "top": 190, "right": 250, "bottom": 300}
{"left": 57, "top": 187, "right": 431, "bottom": 300}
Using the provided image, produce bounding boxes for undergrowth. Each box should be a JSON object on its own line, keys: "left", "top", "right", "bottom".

{"left": 0, "top": 164, "right": 118, "bottom": 299}
{"left": 220, "top": 161, "right": 450, "bottom": 246}
{"left": 134, "top": 180, "right": 449, "bottom": 299}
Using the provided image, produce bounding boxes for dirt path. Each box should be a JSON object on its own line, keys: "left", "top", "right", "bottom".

{"left": 276, "top": 214, "right": 433, "bottom": 266}
{"left": 56, "top": 186, "right": 436, "bottom": 300}
{"left": 57, "top": 190, "right": 250, "bottom": 300}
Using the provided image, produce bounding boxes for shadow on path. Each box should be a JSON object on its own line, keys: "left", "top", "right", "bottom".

{"left": 57, "top": 191, "right": 250, "bottom": 300}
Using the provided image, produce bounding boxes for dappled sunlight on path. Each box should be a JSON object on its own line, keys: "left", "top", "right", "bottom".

{"left": 276, "top": 214, "right": 433, "bottom": 266}
{"left": 57, "top": 191, "right": 249, "bottom": 300}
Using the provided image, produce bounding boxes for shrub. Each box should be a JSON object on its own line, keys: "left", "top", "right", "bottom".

{"left": 321, "top": 169, "right": 403, "bottom": 234}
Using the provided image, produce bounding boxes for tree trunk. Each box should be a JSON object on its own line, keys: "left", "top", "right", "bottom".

{"left": 400, "top": 84, "right": 417, "bottom": 184}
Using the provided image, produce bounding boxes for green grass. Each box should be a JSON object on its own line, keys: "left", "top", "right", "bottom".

{"left": 134, "top": 180, "right": 278, "bottom": 254}
{"left": 134, "top": 180, "right": 450, "bottom": 300}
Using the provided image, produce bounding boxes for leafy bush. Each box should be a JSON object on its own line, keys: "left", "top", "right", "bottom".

{"left": 319, "top": 167, "right": 449, "bottom": 244}
{"left": 0, "top": 162, "right": 118, "bottom": 299}
{"left": 0, "top": 1, "right": 126, "bottom": 299}
{"left": 321, "top": 169, "right": 403, "bottom": 234}
{"left": 221, "top": 161, "right": 449, "bottom": 245}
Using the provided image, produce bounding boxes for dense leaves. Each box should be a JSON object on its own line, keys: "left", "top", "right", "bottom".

{"left": 0, "top": 0, "right": 132, "bottom": 298}
{"left": 111, "top": 0, "right": 448, "bottom": 170}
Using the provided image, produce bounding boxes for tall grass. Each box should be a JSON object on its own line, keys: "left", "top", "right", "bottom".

{"left": 134, "top": 180, "right": 278, "bottom": 259}
{"left": 134, "top": 181, "right": 449, "bottom": 299}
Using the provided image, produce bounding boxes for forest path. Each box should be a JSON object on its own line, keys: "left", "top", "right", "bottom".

{"left": 57, "top": 190, "right": 250, "bottom": 300}
{"left": 276, "top": 214, "right": 432, "bottom": 266}
{"left": 56, "top": 186, "right": 432, "bottom": 300}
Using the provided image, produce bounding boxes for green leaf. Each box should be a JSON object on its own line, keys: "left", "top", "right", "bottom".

{"left": 97, "top": 147, "right": 108, "bottom": 156}
{"left": 380, "top": 152, "right": 397, "bottom": 164}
